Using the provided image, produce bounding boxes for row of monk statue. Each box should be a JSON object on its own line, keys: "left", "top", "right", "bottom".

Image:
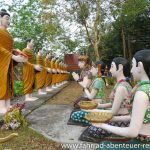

{"left": 0, "top": 9, "right": 69, "bottom": 114}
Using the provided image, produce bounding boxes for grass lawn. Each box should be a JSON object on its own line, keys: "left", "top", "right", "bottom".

{"left": 0, "top": 126, "right": 65, "bottom": 150}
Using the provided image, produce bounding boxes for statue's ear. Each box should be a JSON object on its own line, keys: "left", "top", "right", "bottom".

{"left": 138, "top": 61, "right": 144, "bottom": 72}
{"left": 118, "top": 64, "right": 123, "bottom": 72}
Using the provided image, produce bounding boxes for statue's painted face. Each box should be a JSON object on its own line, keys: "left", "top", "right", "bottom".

{"left": 39, "top": 49, "right": 44, "bottom": 55}
{"left": 78, "top": 61, "right": 85, "bottom": 69}
{"left": 48, "top": 53, "right": 51, "bottom": 58}
{"left": 31, "top": 39, "right": 35, "bottom": 47}
{"left": 28, "top": 39, "right": 34, "bottom": 48}
{"left": 131, "top": 58, "right": 141, "bottom": 81}
{"left": 0, "top": 15, "right": 10, "bottom": 29}
{"left": 90, "top": 65, "right": 98, "bottom": 76}
{"left": 110, "top": 62, "right": 117, "bottom": 77}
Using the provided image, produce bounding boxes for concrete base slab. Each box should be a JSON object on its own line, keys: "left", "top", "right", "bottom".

{"left": 26, "top": 105, "right": 86, "bottom": 143}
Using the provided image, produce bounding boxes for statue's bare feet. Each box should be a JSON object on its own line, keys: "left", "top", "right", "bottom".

{"left": 6, "top": 100, "right": 12, "bottom": 110}
{"left": 38, "top": 91, "right": 47, "bottom": 95}
{"left": 56, "top": 84, "right": 61, "bottom": 87}
{"left": 0, "top": 108, "right": 7, "bottom": 114}
{"left": 25, "top": 97, "right": 38, "bottom": 101}
{"left": 59, "top": 83, "right": 63, "bottom": 86}
{"left": 52, "top": 86, "right": 57, "bottom": 89}
{"left": 7, "top": 105, "right": 12, "bottom": 110}
{"left": 46, "top": 88, "right": 53, "bottom": 92}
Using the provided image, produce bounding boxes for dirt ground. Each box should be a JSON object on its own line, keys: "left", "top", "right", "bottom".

{"left": 47, "top": 81, "right": 113, "bottom": 105}
{"left": 47, "top": 81, "right": 83, "bottom": 105}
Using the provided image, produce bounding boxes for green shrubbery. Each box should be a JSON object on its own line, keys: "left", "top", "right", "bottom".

{"left": 106, "top": 77, "right": 115, "bottom": 85}
{"left": 14, "top": 81, "right": 23, "bottom": 97}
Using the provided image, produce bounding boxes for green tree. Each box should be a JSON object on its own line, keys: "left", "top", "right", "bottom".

{"left": 109, "top": 0, "right": 149, "bottom": 59}
{"left": 101, "top": 0, "right": 150, "bottom": 65}
{"left": 65, "top": 0, "right": 105, "bottom": 60}
{"left": 7, "top": 0, "right": 61, "bottom": 53}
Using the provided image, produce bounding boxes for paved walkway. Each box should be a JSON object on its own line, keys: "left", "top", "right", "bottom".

{"left": 26, "top": 104, "right": 86, "bottom": 143}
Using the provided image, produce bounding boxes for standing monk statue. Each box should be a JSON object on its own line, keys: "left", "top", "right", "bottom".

{"left": 45, "top": 53, "right": 53, "bottom": 92}
{"left": 51, "top": 57, "right": 58, "bottom": 89}
{"left": 22, "top": 38, "right": 42, "bottom": 101}
{"left": 0, "top": 9, "right": 27, "bottom": 113}
{"left": 35, "top": 48, "right": 47, "bottom": 95}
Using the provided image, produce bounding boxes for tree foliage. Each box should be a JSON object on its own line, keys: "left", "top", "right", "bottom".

{"left": 1, "top": 0, "right": 150, "bottom": 62}
{"left": 102, "top": 0, "right": 150, "bottom": 64}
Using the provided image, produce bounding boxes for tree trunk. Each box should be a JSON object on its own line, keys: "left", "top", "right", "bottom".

{"left": 76, "top": 0, "right": 93, "bottom": 47}
{"left": 127, "top": 35, "right": 132, "bottom": 63}
{"left": 121, "top": 26, "right": 126, "bottom": 58}
{"left": 93, "top": 42, "right": 100, "bottom": 61}
{"left": 76, "top": 0, "right": 101, "bottom": 60}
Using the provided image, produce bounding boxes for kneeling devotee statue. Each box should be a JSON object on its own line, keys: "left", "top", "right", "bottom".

{"left": 85, "top": 57, "right": 132, "bottom": 116}
{"left": 92, "top": 50, "right": 150, "bottom": 150}
{"left": 71, "top": 60, "right": 106, "bottom": 125}
{"left": 72, "top": 55, "right": 92, "bottom": 108}
{"left": 78, "top": 57, "right": 132, "bottom": 142}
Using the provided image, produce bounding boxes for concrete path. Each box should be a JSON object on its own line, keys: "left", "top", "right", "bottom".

{"left": 26, "top": 104, "right": 86, "bottom": 143}
{"left": 26, "top": 104, "right": 99, "bottom": 150}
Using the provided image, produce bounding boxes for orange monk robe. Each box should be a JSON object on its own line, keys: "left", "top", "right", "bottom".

{"left": 66, "top": 66, "right": 69, "bottom": 81}
{"left": 54, "top": 60, "right": 59, "bottom": 84}
{"left": 57, "top": 62, "right": 61, "bottom": 83}
{"left": 63, "top": 66, "right": 66, "bottom": 81}
{"left": 63, "top": 65, "right": 68, "bottom": 81}
{"left": 35, "top": 55, "right": 47, "bottom": 89}
{"left": 60, "top": 64, "right": 64, "bottom": 82}
{"left": 0, "top": 28, "right": 13, "bottom": 100}
{"left": 59, "top": 64, "right": 63, "bottom": 82}
{"left": 22, "top": 48, "right": 35, "bottom": 94}
{"left": 51, "top": 59, "right": 56, "bottom": 85}
{"left": 44, "top": 58, "right": 52, "bottom": 87}
{"left": 65, "top": 65, "right": 69, "bottom": 81}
